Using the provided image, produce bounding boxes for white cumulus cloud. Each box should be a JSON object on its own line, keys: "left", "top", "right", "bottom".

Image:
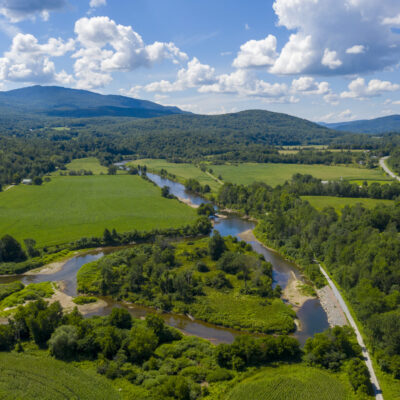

{"left": 266, "top": 0, "right": 400, "bottom": 75}
{"left": 73, "top": 16, "right": 188, "bottom": 89}
{"left": 0, "top": 33, "right": 74, "bottom": 84}
{"left": 232, "top": 35, "right": 278, "bottom": 68}
{"left": 341, "top": 78, "right": 400, "bottom": 99}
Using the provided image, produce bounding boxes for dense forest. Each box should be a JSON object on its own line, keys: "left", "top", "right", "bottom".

{"left": 217, "top": 182, "right": 400, "bottom": 379}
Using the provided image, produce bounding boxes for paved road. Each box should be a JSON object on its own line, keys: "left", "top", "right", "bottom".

{"left": 380, "top": 156, "right": 400, "bottom": 181}
{"left": 318, "top": 263, "right": 384, "bottom": 400}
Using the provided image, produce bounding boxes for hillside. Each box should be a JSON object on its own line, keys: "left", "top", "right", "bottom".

{"left": 0, "top": 85, "right": 186, "bottom": 118}
{"left": 119, "top": 109, "right": 343, "bottom": 146}
{"left": 321, "top": 115, "right": 400, "bottom": 134}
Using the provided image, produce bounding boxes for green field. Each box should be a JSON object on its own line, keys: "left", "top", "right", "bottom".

{"left": 208, "top": 163, "right": 392, "bottom": 187}
{"left": 301, "top": 196, "right": 394, "bottom": 212}
{"left": 227, "top": 364, "right": 356, "bottom": 400}
{"left": 0, "top": 174, "right": 196, "bottom": 247}
{"left": 130, "top": 159, "right": 221, "bottom": 191}
{"left": 55, "top": 157, "right": 108, "bottom": 175}
{"left": 0, "top": 352, "right": 120, "bottom": 400}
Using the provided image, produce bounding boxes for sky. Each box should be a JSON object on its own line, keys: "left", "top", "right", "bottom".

{"left": 0, "top": 0, "right": 399, "bottom": 122}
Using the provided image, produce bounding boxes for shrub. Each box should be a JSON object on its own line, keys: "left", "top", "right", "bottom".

{"left": 48, "top": 325, "right": 78, "bottom": 360}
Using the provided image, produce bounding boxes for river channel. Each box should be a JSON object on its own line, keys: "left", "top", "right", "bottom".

{"left": 0, "top": 171, "right": 329, "bottom": 345}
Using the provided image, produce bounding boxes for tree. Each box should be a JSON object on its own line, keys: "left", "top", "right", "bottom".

{"left": 23, "top": 238, "right": 39, "bottom": 258}
{"left": 208, "top": 231, "right": 226, "bottom": 260}
{"left": 0, "top": 324, "right": 15, "bottom": 351}
{"left": 161, "top": 186, "right": 170, "bottom": 198}
{"left": 109, "top": 308, "right": 132, "bottom": 330}
{"left": 108, "top": 165, "right": 117, "bottom": 175}
{"left": 48, "top": 325, "right": 78, "bottom": 360}
{"left": 102, "top": 228, "right": 113, "bottom": 245}
{"left": 33, "top": 176, "right": 42, "bottom": 185}
{"left": 127, "top": 325, "right": 158, "bottom": 363}
{"left": 347, "top": 358, "right": 372, "bottom": 395}
{"left": 0, "top": 235, "right": 26, "bottom": 262}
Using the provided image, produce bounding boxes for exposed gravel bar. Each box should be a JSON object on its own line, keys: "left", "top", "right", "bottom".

{"left": 317, "top": 285, "right": 348, "bottom": 327}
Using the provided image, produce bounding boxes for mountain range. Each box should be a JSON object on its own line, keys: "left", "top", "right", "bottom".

{"left": 0, "top": 85, "right": 187, "bottom": 118}
{"left": 320, "top": 115, "right": 400, "bottom": 134}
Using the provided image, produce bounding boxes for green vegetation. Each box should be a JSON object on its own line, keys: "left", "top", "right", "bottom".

{"left": 130, "top": 159, "right": 221, "bottom": 192}
{"left": 78, "top": 236, "right": 295, "bottom": 334}
{"left": 301, "top": 196, "right": 394, "bottom": 212}
{"left": 0, "top": 352, "right": 120, "bottom": 400}
{"left": 227, "top": 364, "right": 356, "bottom": 400}
{"left": 72, "top": 295, "right": 98, "bottom": 305}
{"left": 209, "top": 163, "right": 390, "bottom": 187}
{"left": 62, "top": 157, "right": 108, "bottom": 175}
{"left": 0, "top": 174, "right": 196, "bottom": 247}
{"left": 218, "top": 180, "right": 400, "bottom": 388}
{"left": 0, "top": 282, "right": 54, "bottom": 312}
{"left": 0, "top": 299, "right": 304, "bottom": 400}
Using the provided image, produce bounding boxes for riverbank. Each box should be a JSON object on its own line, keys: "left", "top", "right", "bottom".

{"left": 317, "top": 285, "right": 348, "bottom": 327}
{"left": 49, "top": 281, "right": 108, "bottom": 315}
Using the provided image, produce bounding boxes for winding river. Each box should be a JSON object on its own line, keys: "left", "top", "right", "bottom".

{"left": 0, "top": 171, "right": 329, "bottom": 345}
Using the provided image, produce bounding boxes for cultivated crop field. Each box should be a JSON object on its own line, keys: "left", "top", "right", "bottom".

{"left": 130, "top": 159, "right": 221, "bottom": 191}
{"left": 301, "top": 196, "right": 394, "bottom": 212}
{"left": 208, "top": 163, "right": 392, "bottom": 187}
{"left": 0, "top": 352, "right": 120, "bottom": 400}
{"left": 227, "top": 364, "right": 356, "bottom": 400}
{"left": 0, "top": 174, "right": 196, "bottom": 247}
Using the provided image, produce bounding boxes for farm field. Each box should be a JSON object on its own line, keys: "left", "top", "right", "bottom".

{"left": 0, "top": 174, "right": 196, "bottom": 247}
{"left": 0, "top": 352, "right": 120, "bottom": 400}
{"left": 130, "top": 159, "right": 221, "bottom": 191}
{"left": 227, "top": 364, "right": 356, "bottom": 400}
{"left": 208, "top": 163, "right": 392, "bottom": 187}
{"left": 301, "top": 196, "right": 394, "bottom": 212}
{"left": 52, "top": 157, "right": 108, "bottom": 175}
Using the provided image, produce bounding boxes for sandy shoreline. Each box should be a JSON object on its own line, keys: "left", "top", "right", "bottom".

{"left": 49, "top": 282, "right": 108, "bottom": 315}
{"left": 283, "top": 271, "right": 315, "bottom": 309}
{"left": 177, "top": 196, "right": 199, "bottom": 208}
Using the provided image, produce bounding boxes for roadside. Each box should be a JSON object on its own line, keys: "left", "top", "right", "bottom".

{"left": 379, "top": 156, "right": 400, "bottom": 181}
{"left": 318, "top": 262, "right": 383, "bottom": 400}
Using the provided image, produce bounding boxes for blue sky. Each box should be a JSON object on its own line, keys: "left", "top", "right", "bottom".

{"left": 0, "top": 0, "right": 399, "bottom": 122}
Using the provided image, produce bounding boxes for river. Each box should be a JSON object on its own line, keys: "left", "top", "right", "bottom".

{"left": 0, "top": 170, "right": 329, "bottom": 345}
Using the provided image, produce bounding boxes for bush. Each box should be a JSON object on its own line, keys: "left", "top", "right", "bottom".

{"left": 72, "top": 296, "right": 98, "bottom": 305}
{"left": 48, "top": 325, "right": 78, "bottom": 360}
{"left": 196, "top": 261, "right": 209, "bottom": 273}
{"left": 206, "top": 368, "right": 233, "bottom": 382}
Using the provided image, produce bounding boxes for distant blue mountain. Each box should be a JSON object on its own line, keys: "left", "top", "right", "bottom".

{"left": 319, "top": 115, "right": 400, "bottom": 134}
{"left": 0, "top": 85, "right": 187, "bottom": 118}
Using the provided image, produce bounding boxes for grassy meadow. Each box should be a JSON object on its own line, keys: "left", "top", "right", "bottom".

{"left": 0, "top": 352, "right": 120, "bottom": 400}
{"left": 226, "top": 364, "right": 356, "bottom": 400}
{"left": 208, "top": 163, "right": 391, "bottom": 187}
{"left": 301, "top": 196, "right": 394, "bottom": 212}
{"left": 130, "top": 159, "right": 391, "bottom": 188}
{"left": 0, "top": 173, "right": 196, "bottom": 247}
{"left": 129, "top": 159, "right": 221, "bottom": 191}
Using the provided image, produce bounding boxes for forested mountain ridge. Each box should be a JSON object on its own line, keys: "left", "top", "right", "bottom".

{"left": 0, "top": 85, "right": 187, "bottom": 118}
{"left": 321, "top": 115, "right": 400, "bottom": 134}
